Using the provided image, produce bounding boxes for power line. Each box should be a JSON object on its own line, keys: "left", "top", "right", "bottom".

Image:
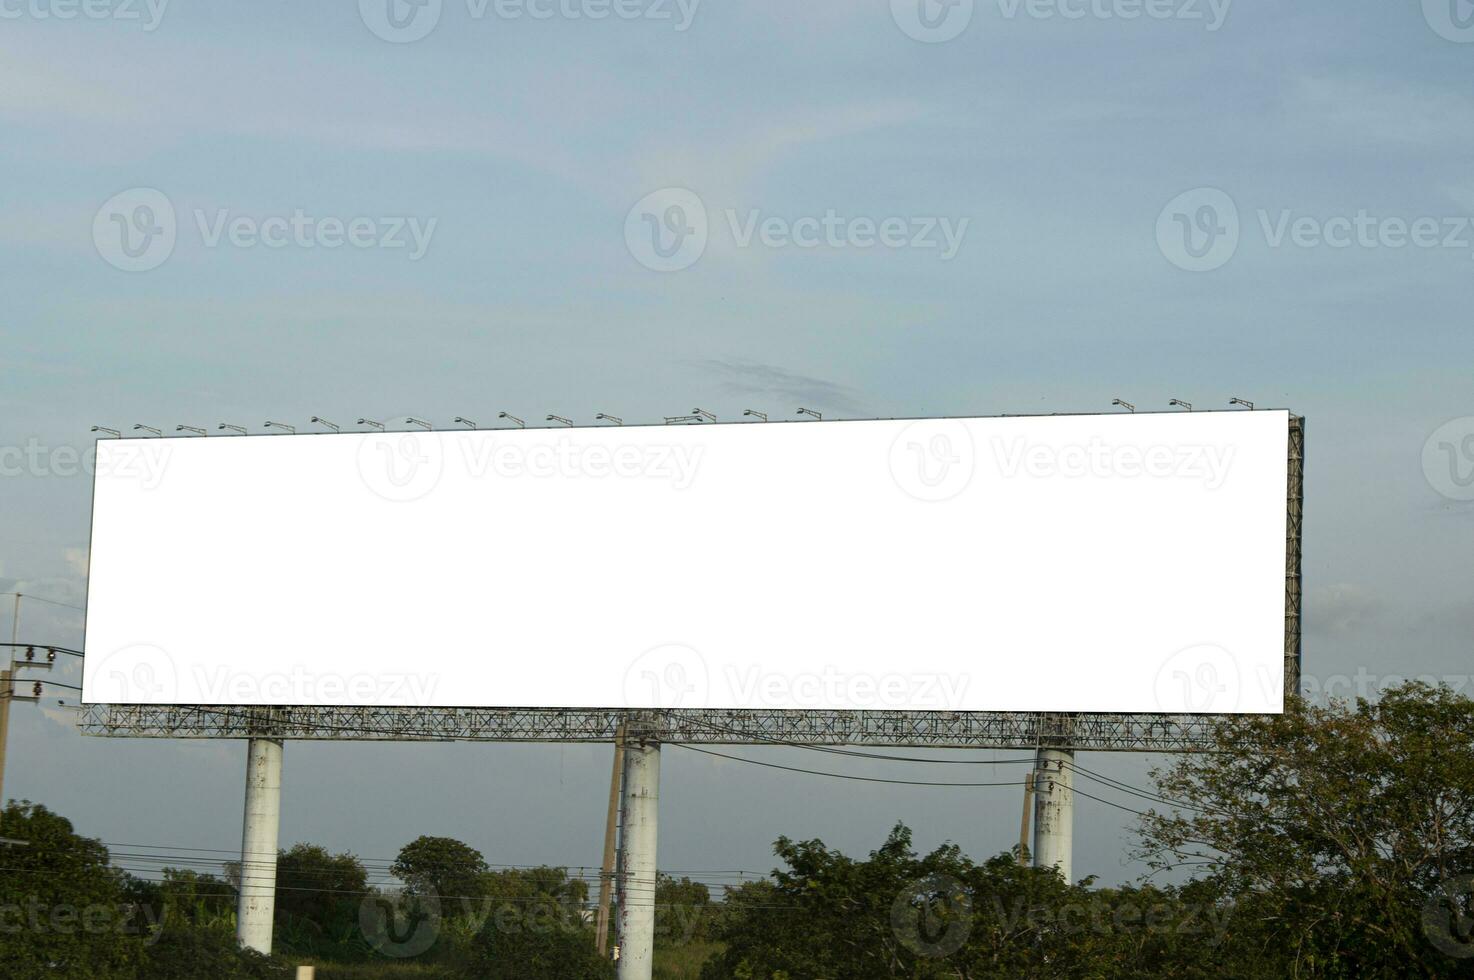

{"left": 670, "top": 743, "right": 1029, "bottom": 787}
{"left": 0, "top": 593, "right": 85, "bottom": 613}
{"left": 677, "top": 714, "right": 1038, "bottom": 765}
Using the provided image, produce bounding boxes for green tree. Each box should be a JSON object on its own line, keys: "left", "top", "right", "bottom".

{"left": 141, "top": 924, "right": 288, "bottom": 980}
{"left": 445, "top": 866, "right": 609, "bottom": 978}
{"left": 0, "top": 801, "right": 144, "bottom": 979}
{"left": 274, "top": 843, "right": 368, "bottom": 941}
{"left": 482, "top": 865, "right": 588, "bottom": 906}
{"left": 1138, "top": 682, "right": 1474, "bottom": 977}
{"left": 466, "top": 920, "right": 612, "bottom": 979}
{"left": 152, "top": 867, "right": 236, "bottom": 926}
{"left": 655, "top": 873, "right": 711, "bottom": 943}
{"left": 702, "top": 823, "right": 1241, "bottom": 979}
{"left": 392, "top": 836, "right": 490, "bottom": 906}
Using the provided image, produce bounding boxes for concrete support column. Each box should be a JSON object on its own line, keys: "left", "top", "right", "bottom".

{"left": 1032, "top": 747, "right": 1074, "bottom": 882}
{"left": 616, "top": 737, "right": 659, "bottom": 980}
{"left": 236, "top": 737, "right": 283, "bottom": 954}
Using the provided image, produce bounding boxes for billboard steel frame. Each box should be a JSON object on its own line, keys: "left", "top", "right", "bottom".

{"left": 79, "top": 415, "right": 1303, "bottom": 753}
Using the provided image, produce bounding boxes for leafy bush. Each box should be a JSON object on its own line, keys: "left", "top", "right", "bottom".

{"left": 142, "top": 924, "right": 290, "bottom": 979}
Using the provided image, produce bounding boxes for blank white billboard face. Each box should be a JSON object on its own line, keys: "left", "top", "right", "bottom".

{"left": 82, "top": 411, "right": 1289, "bottom": 713}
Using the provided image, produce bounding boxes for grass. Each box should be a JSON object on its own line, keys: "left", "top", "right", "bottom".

{"left": 654, "top": 940, "right": 722, "bottom": 979}
{"left": 296, "top": 940, "right": 723, "bottom": 979}
{"left": 307, "top": 964, "right": 462, "bottom": 979}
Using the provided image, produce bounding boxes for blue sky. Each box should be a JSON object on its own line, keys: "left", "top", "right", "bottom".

{"left": 2, "top": 0, "right": 1473, "bottom": 893}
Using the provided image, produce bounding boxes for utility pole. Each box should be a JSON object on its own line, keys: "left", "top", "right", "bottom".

{"left": 596, "top": 720, "right": 627, "bottom": 957}
{"left": 616, "top": 726, "right": 660, "bottom": 980}
{"left": 1031, "top": 748, "right": 1074, "bottom": 882}
{"left": 236, "top": 736, "right": 284, "bottom": 954}
{"left": 0, "top": 594, "right": 20, "bottom": 807}
{"left": 1016, "top": 771, "right": 1034, "bottom": 866}
{"left": 0, "top": 593, "right": 72, "bottom": 810}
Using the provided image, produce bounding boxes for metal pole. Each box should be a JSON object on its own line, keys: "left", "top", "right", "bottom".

{"left": 596, "top": 721, "right": 627, "bottom": 956}
{"left": 1032, "top": 748, "right": 1074, "bottom": 881}
{"left": 1016, "top": 771, "right": 1034, "bottom": 866}
{"left": 236, "top": 737, "right": 283, "bottom": 954}
{"left": 616, "top": 734, "right": 659, "bottom": 980}
{"left": 0, "top": 594, "right": 19, "bottom": 807}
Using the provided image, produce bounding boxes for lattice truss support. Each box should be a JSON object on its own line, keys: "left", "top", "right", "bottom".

{"left": 78, "top": 706, "right": 1221, "bottom": 751}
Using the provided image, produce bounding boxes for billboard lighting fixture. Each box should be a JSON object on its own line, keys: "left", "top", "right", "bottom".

{"left": 263, "top": 421, "right": 296, "bottom": 434}
{"left": 596, "top": 414, "right": 623, "bottom": 425}
{"left": 176, "top": 425, "right": 207, "bottom": 436}
{"left": 219, "top": 423, "right": 248, "bottom": 435}
{"left": 311, "top": 417, "right": 340, "bottom": 433}
{"left": 133, "top": 424, "right": 162, "bottom": 436}
{"left": 797, "top": 407, "right": 822, "bottom": 420}
{"left": 1111, "top": 399, "right": 1135, "bottom": 413}
{"left": 742, "top": 410, "right": 767, "bottom": 421}
{"left": 1229, "top": 398, "right": 1254, "bottom": 410}
{"left": 406, "top": 418, "right": 432, "bottom": 430}
{"left": 90, "top": 426, "right": 121, "bottom": 438}
{"left": 498, "top": 412, "right": 525, "bottom": 428}
{"left": 454, "top": 417, "right": 476, "bottom": 429}
{"left": 357, "top": 418, "right": 385, "bottom": 431}
{"left": 692, "top": 408, "right": 716, "bottom": 422}
{"left": 547, "top": 415, "right": 575, "bottom": 427}
{"left": 1168, "top": 399, "right": 1193, "bottom": 412}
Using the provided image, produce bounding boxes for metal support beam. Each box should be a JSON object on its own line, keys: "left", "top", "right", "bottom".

{"left": 616, "top": 734, "right": 659, "bottom": 980}
{"left": 1016, "top": 771, "right": 1034, "bottom": 866}
{"left": 596, "top": 721, "right": 626, "bottom": 957}
{"left": 0, "top": 594, "right": 18, "bottom": 806}
{"left": 79, "top": 705, "right": 1224, "bottom": 750}
{"left": 236, "top": 738, "right": 283, "bottom": 954}
{"left": 1032, "top": 748, "right": 1074, "bottom": 881}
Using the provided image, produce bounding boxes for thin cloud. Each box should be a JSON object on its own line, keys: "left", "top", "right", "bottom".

{"left": 696, "top": 359, "right": 866, "bottom": 416}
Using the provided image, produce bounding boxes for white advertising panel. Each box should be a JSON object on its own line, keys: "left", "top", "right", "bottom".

{"left": 82, "top": 411, "right": 1289, "bottom": 713}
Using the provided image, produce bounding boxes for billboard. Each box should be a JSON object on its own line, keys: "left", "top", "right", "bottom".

{"left": 82, "top": 411, "right": 1290, "bottom": 713}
